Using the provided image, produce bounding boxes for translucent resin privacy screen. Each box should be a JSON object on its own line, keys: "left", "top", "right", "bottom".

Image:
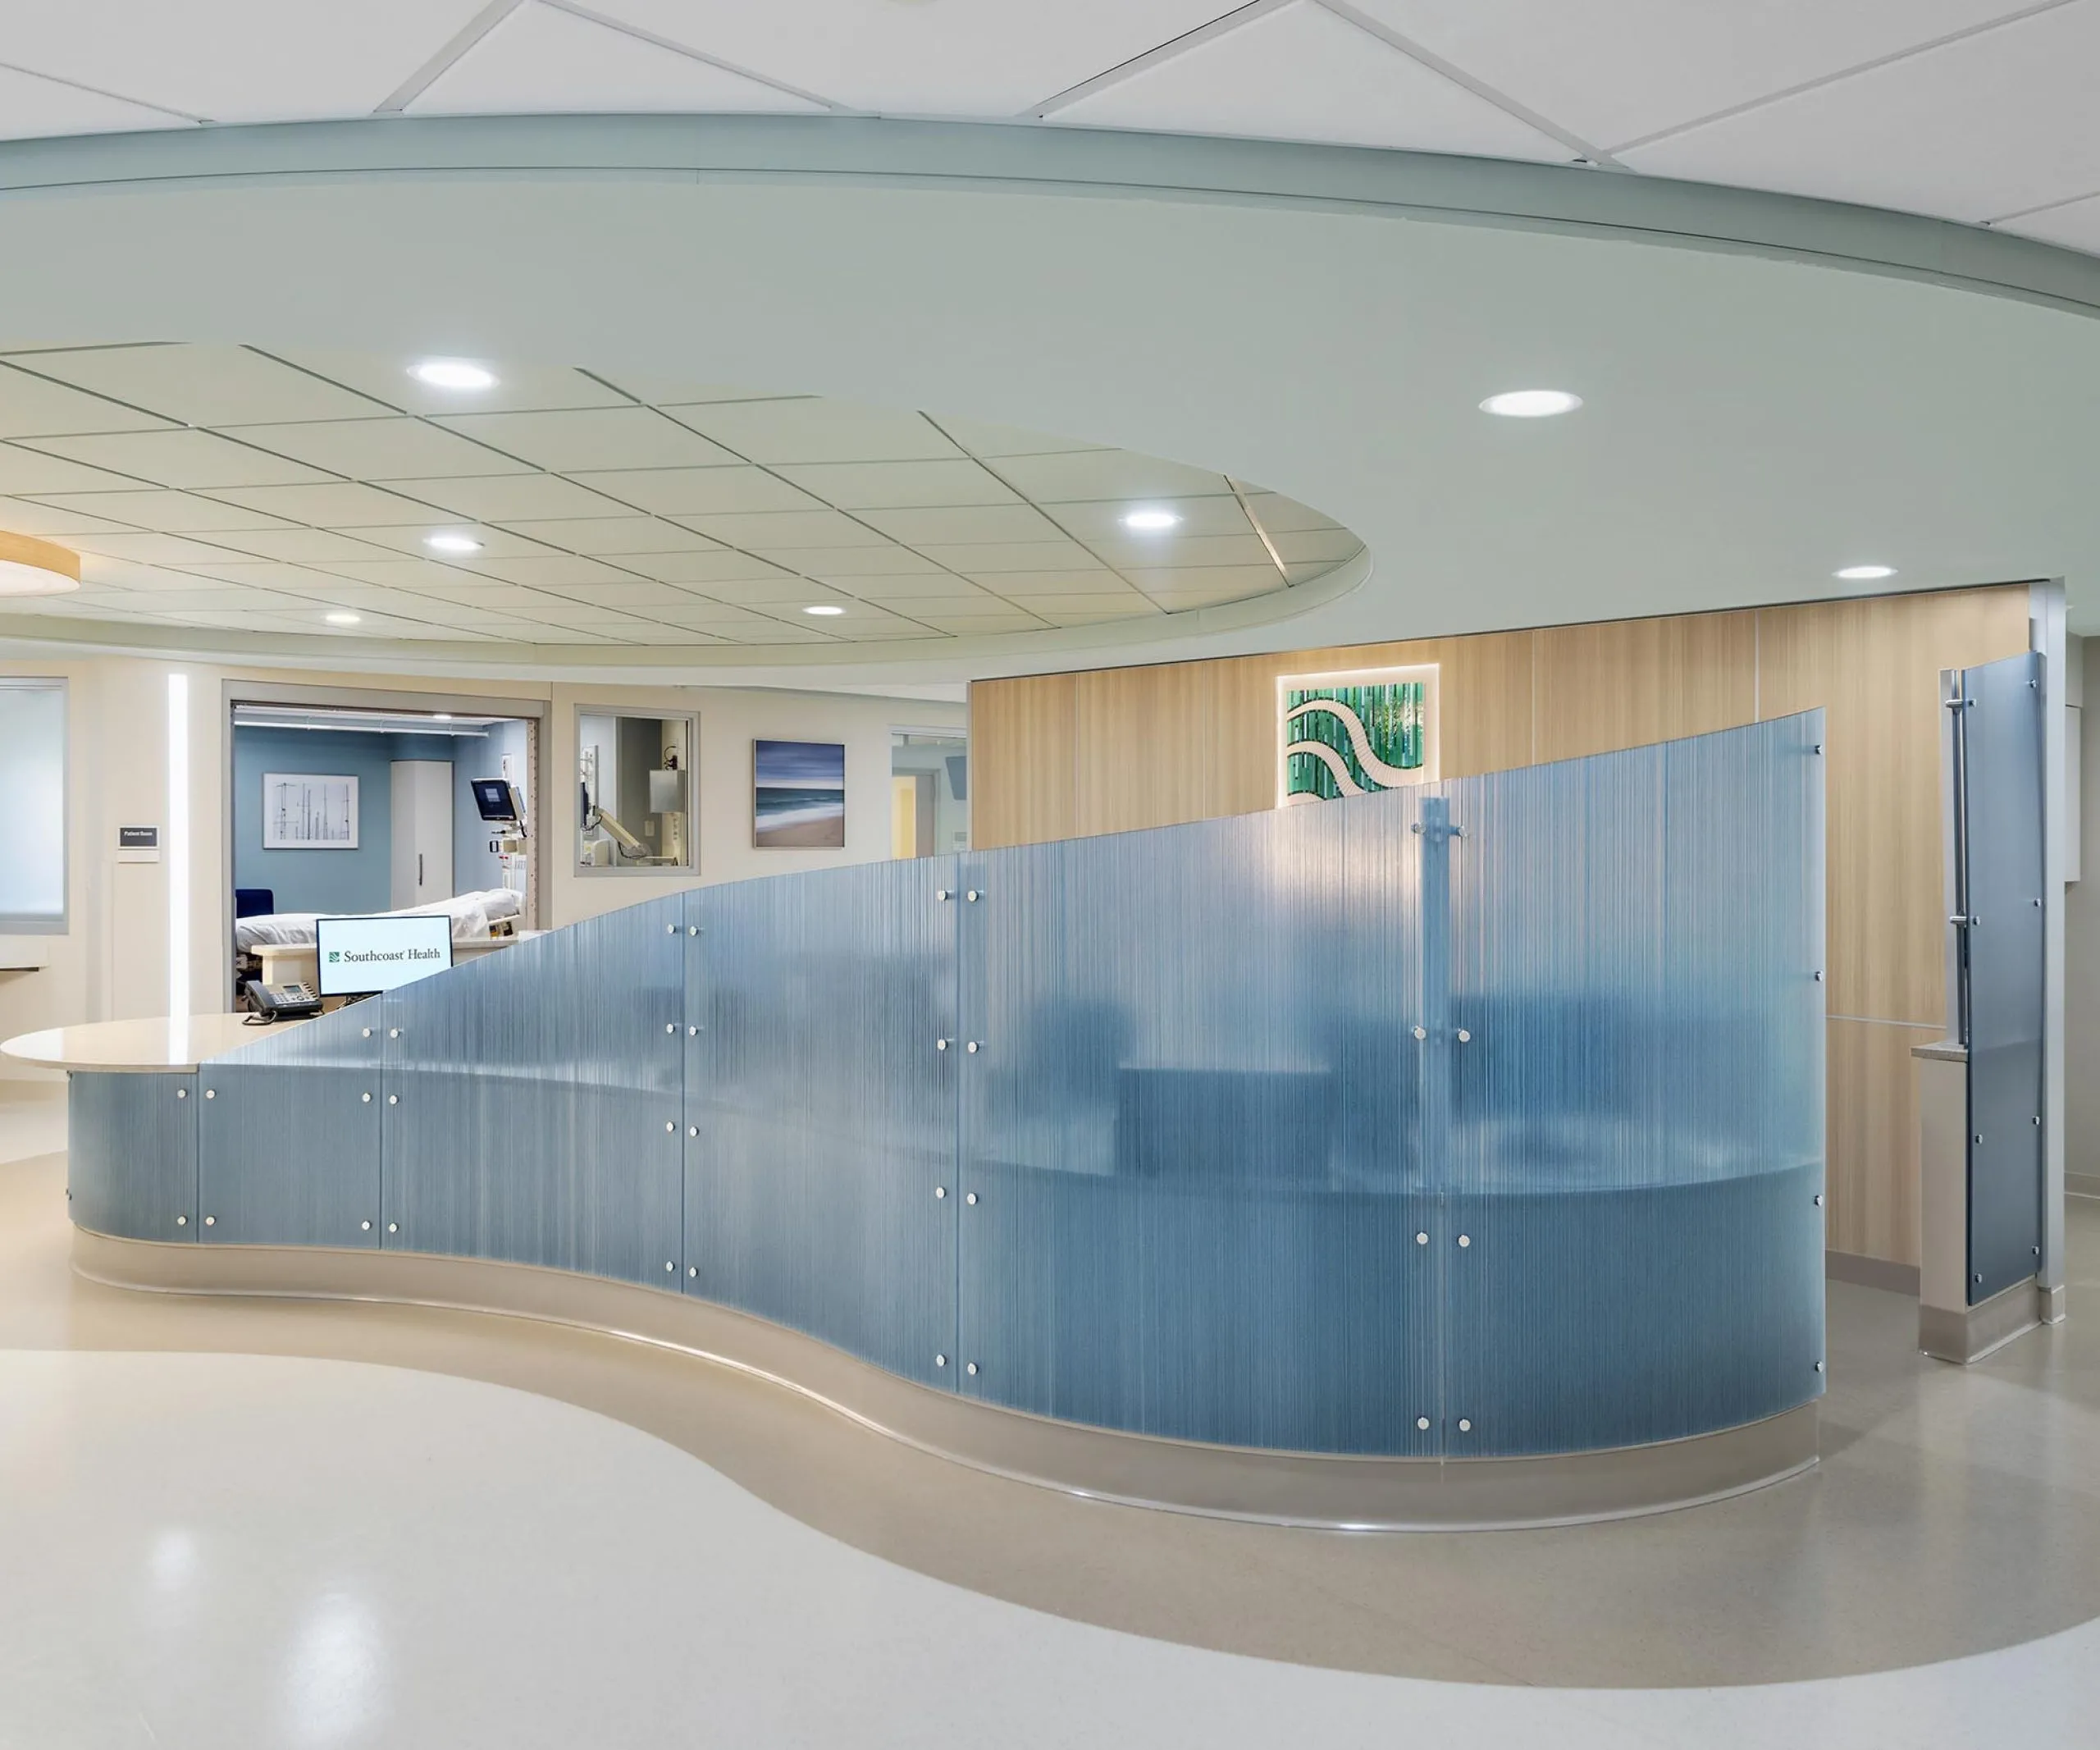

{"left": 86, "top": 712, "right": 1825, "bottom": 1462}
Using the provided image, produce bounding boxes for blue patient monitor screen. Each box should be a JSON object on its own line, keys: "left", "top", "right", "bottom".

{"left": 317, "top": 914, "right": 454, "bottom": 997}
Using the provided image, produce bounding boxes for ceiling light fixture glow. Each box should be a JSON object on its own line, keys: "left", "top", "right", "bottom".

{"left": 802, "top": 604, "right": 847, "bottom": 616}
{"left": 424, "top": 532, "right": 484, "bottom": 554}
{"left": 1480, "top": 389, "right": 1583, "bottom": 418}
{"left": 0, "top": 530, "right": 81, "bottom": 597}
{"left": 1121, "top": 509, "right": 1181, "bottom": 532}
{"left": 1834, "top": 564, "right": 1896, "bottom": 581}
{"left": 324, "top": 611, "right": 363, "bottom": 626}
{"left": 409, "top": 359, "right": 496, "bottom": 391}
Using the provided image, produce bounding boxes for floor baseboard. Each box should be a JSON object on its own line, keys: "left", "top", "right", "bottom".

{"left": 1826, "top": 1249, "right": 1920, "bottom": 1295}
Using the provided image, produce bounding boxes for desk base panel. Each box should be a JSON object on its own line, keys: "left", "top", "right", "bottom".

{"left": 75, "top": 1224, "right": 1817, "bottom": 1531}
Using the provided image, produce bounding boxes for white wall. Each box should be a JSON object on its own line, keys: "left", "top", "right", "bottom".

{"left": 0, "top": 652, "right": 961, "bottom": 1078}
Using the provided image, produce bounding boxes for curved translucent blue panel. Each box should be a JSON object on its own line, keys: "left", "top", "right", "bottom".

{"left": 684, "top": 860, "right": 957, "bottom": 1387}
{"left": 69, "top": 1071, "right": 196, "bottom": 1241}
{"left": 956, "top": 803, "right": 1442, "bottom": 1455}
{"left": 203, "top": 1002, "right": 383, "bottom": 1246}
{"left": 379, "top": 899, "right": 686, "bottom": 1285}
{"left": 1433, "top": 715, "right": 1827, "bottom": 1454}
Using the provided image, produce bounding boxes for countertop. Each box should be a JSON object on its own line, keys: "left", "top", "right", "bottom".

{"left": 1, "top": 1012, "right": 310, "bottom": 1074}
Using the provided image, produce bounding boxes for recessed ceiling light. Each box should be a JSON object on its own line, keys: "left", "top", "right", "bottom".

{"left": 1834, "top": 564, "right": 1896, "bottom": 581}
{"left": 0, "top": 530, "right": 80, "bottom": 597}
{"left": 424, "top": 532, "right": 484, "bottom": 554}
{"left": 1121, "top": 509, "right": 1181, "bottom": 532}
{"left": 324, "top": 611, "right": 363, "bottom": 626}
{"left": 409, "top": 359, "right": 496, "bottom": 391}
{"left": 802, "top": 604, "right": 847, "bottom": 616}
{"left": 1480, "top": 389, "right": 1583, "bottom": 418}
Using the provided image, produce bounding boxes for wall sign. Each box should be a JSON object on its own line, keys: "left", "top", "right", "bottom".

{"left": 1276, "top": 665, "right": 1440, "bottom": 805}
{"left": 116, "top": 825, "right": 160, "bottom": 864}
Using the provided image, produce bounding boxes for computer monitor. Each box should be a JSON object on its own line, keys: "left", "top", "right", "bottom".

{"left": 471, "top": 779, "right": 521, "bottom": 824}
{"left": 316, "top": 913, "right": 454, "bottom": 998}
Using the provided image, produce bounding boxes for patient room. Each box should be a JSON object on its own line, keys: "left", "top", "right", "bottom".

{"left": 227, "top": 700, "right": 538, "bottom": 1012}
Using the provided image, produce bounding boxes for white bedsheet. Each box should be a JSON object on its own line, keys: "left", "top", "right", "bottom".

{"left": 235, "top": 887, "right": 522, "bottom": 953}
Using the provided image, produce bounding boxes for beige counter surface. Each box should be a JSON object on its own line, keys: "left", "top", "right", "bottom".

{"left": 1, "top": 1012, "right": 309, "bottom": 1074}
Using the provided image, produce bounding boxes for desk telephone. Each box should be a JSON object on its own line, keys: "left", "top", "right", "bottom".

{"left": 244, "top": 979, "right": 322, "bottom": 1022}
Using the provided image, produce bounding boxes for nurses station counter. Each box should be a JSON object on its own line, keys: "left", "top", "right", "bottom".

{"left": 6, "top": 715, "right": 1830, "bottom": 1530}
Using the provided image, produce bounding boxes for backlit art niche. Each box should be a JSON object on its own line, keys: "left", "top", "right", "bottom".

{"left": 1276, "top": 666, "right": 1440, "bottom": 806}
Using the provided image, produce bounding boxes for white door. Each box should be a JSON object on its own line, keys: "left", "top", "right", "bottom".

{"left": 390, "top": 761, "right": 454, "bottom": 909}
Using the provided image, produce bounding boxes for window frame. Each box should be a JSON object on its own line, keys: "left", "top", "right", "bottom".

{"left": 0, "top": 676, "right": 68, "bottom": 934}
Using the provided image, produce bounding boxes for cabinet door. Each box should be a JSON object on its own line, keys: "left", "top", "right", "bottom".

{"left": 390, "top": 760, "right": 454, "bottom": 907}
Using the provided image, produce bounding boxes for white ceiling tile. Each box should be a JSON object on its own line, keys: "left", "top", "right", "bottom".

{"left": 331, "top": 523, "right": 563, "bottom": 560}
{"left": 433, "top": 408, "right": 743, "bottom": 473}
{"left": 855, "top": 504, "right": 1068, "bottom": 545}
{"left": 1352, "top": 1, "right": 2033, "bottom": 153}
{"left": 201, "top": 482, "right": 468, "bottom": 527}
{"left": 924, "top": 412, "right": 1108, "bottom": 459}
{"left": 1272, "top": 528, "right": 1367, "bottom": 564}
{"left": 410, "top": 1, "right": 824, "bottom": 117}
{"left": 1128, "top": 564, "right": 1285, "bottom": 598}
{"left": 919, "top": 541, "right": 1107, "bottom": 573}
{"left": 1048, "top": 496, "right": 1255, "bottom": 540}
{"left": 1011, "top": 596, "right": 1165, "bottom": 624}
{"left": 0, "top": 447, "right": 153, "bottom": 496}
{"left": 898, "top": 608, "right": 1043, "bottom": 632}
{"left": 166, "top": 563, "right": 395, "bottom": 598}
{"left": 25, "top": 490, "right": 299, "bottom": 533}
{"left": 690, "top": 578, "right": 851, "bottom": 606}
{"left": 272, "top": 350, "right": 632, "bottom": 417}
{"left": 962, "top": 568, "right": 1136, "bottom": 595}
{"left": 1239, "top": 490, "right": 1349, "bottom": 534}
{"left": 774, "top": 459, "right": 1020, "bottom": 509}
{"left": 184, "top": 528, "right": 399, "bottom": 564}
{"left": 608, "top": 550, "right": 794, "bottom": 586}
{"left": 0, "top": 2, "right": 490, "bottom": 124}
{"left": 0, "top": 62, "right": 189, "bottom": 141}
{"left": 494, "top": 516, "right": 722, "bottom": 555}
{"left": 586, "top": 0, "right": 1233, "bottom": 114}
{"left": 1618, "top": 6, "right": 2100, "bottom": 222}
{"left": 853, "top": 579, "right": 1007, "bottom": 605}
{"left": 21, "top": 344, "right": 395, "bottom": 426}
{"left": 454, "top": 554, "right": 642, "bottom": 587}
{"left": 66, "top": 531, "right": 260, "bottom": 567}
{"left": 586, "top": 375, "right": 787, "bottom": 406}
{"left": 679, "top": 509, "right": 887, "bottom": 549}
{"left": 570, "top": 466, "right": 820, "bottom": 516}
{"left": 668, "top": 399, "right": 961, "bottom": 463}
{"left": 386, "top": 581, "right": 569, "bottom": 611}
{"left": 20, "top": 429, "right": 332, "bottom": 489}
{"left": 382, "top": 474, "right": 639, "bottom": 523}
{"left": 1052, "top": 2, "right": 1570, "bottom": 162}
{"left": 984, "top": 449, "right": 1233, "bottom": 503}
{"left": 754, "top": 547, "right": 956, "bottom": 580}
{"left": 226, "top": 418, "right": 534, "bottom": 481}
{"left": 0, "top": 496, "right": 144, "bottom": 537}
{"left": 304, "top": 558, "right": 508, "bottom": 590}
{"left": 0, "top": 363, "right": 176, "bottom": 439}
{"left": 536, "top": 580, "right": 713, "bottom": 610}
{"left": 1092, "top": 532, "right": 1278, "bottom": 569}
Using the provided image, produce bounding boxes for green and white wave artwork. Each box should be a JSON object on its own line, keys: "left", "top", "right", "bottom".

{"left": 1283, "top": 680, "right": 1427, "bottom": 800}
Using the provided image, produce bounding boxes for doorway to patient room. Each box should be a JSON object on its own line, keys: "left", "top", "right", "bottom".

{"left": 221, "top": 686, "right": 543, "bottom": 1011}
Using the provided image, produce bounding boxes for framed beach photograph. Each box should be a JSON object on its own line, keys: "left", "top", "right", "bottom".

{"left": 754, "top": 739, "right": 846, "bottom": 848}
{"left": 262, "top": 772, "right": 359, "bottom": 850}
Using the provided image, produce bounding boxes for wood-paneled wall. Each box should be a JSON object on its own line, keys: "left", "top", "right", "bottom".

{"left": 969, "top": 585, "right": 2034, "bottom": 1269}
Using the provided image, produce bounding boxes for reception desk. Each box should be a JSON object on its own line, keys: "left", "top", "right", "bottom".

{"left": 8, "top": 715, "right": 1828, "bottom": 1528}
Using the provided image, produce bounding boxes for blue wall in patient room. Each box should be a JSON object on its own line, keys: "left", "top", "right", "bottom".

{"left": 232, "top": 728, "right": 398, "bottom": 916}
{"left": 234, "top": 723, "right": 529, "bottom": 916}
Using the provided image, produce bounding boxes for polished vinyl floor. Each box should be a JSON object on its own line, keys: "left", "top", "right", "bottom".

{"left": 2, "top": 1085, "right": 2098, "bottom": 1748}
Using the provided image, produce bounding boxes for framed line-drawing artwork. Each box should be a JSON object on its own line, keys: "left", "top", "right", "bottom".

{"left": 262, "top": 772, "right": 359, "bottom": 849}
{"left": 754, "top": 739, "right": 846, "bottom": 848}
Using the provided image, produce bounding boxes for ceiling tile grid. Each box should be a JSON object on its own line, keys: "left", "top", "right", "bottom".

{"left": 0, "top": 342, "right": 1359, "bottom": 647}
{"left": 2, "top": 2, "right": 2092, "bottom": 255}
